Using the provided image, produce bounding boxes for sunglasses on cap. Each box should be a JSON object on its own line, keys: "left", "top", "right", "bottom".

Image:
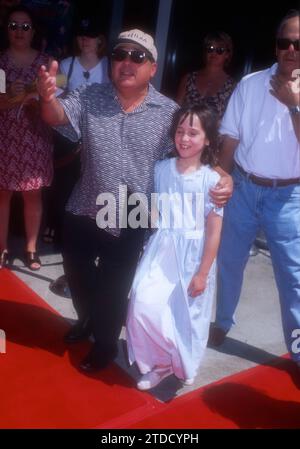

{"left": 206, "top": 45, "right": 229, "bottom": 55}
{"left": 276, "top": 38, "right": 300, "bottom": 51}
{"left": 111, "top": 48, "right": 150, "bottom": 64}
{"left": 8, "top": 21, "right": 32, "bottom": 31}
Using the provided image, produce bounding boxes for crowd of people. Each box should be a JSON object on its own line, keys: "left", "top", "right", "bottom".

{"left": 0, "top": 3, "right": 299, "bottom": 391}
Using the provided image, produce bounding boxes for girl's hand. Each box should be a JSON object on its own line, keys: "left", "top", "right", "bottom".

{"left": 188, "top": 273, "right": 207, "bottom": 298}
{"left": 9, "top": 79, "right": 26, "bottom": 97}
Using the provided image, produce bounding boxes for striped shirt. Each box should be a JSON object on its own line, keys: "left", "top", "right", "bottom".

{"left": 56, "top": 81, "right": 178, "bottom": 236}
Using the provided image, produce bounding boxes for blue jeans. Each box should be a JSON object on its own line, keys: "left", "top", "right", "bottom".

{"left": 216, "top": 166, "right": 300, "bottom": 361}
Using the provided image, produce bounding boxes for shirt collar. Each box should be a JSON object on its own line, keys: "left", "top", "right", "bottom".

{"left": 265, "top": 63, "right": 278, "bottom": 86}
{"left": 108, "top": 82, "right": 163, "bottom": 108}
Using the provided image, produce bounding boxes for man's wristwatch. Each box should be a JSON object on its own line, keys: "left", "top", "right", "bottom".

{"left": 289, "top": 105, "right": 300, "bottom": 115}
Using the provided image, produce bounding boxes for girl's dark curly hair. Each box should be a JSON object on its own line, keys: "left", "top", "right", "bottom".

{"left": 170, "top": 104, "right": 220, "bottom": 167}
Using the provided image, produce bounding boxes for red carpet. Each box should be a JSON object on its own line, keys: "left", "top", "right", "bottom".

{"left": 127, "top": 360, "right": 300, "bottom": 429}
{"left": 0, "top": 269, "right": 300, "bottom": 429}
{"left": 0, "top": 269, "right": 156, "bottom": 428}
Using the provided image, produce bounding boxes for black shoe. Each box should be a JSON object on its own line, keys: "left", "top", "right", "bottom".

{"left": 50, "top": 275, "right": 71, "bottom": 298}
{"left": 64, "top": 320, "right": 91, "bottom": 344}
{"left": 79, "top": 346, "right": 117, "bottom": 373}
{"left": 208, "top": 325, "right": 228, "bottom": 346}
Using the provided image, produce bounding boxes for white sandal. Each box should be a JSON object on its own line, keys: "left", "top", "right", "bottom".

{"left": 137, "top": 366, "right": 172, "bottom": 390}
{"left": 182, "top": 377, "right": 195, "bottom": 386}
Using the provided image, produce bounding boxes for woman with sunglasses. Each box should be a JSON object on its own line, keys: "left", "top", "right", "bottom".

{"left": 177, "top": 31, "right": 235, "bottom": 119}
{"left": 0, "top": 5, "right": 53, "bottom": 270}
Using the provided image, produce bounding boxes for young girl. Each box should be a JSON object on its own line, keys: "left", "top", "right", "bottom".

{"left": 126, "top": 105, "right": 224, "bottom": 390}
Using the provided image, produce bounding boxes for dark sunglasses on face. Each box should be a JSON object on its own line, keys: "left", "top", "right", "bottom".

{"left": 8, "top": 21, "right": 32, "bottom": 32}
{"left": 276, "top": 38, "right": 300, "bottom": 51}
{"left": 111, "top": 48, "right": 149, "bottom": 64}
{"left": 206, "top": 45, "right": 228, "bottom": 55}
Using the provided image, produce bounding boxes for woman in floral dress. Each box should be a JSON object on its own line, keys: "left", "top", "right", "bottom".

{"left": 0, "top": 5, "right": 53, "bottom": 270}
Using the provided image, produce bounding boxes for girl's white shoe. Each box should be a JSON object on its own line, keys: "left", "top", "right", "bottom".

{"left": 137, "top": 367, "right": 172, "bottom": 390}
{"left": 182, "top": 377, "right": 195, "bottom": 386}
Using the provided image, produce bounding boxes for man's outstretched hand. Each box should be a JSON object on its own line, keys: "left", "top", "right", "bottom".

{"left": 37, "top": 60, "right": 59, "bottom": 103}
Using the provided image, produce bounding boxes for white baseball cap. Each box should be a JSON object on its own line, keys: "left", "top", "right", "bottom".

{"left": 114, "top": 29, "right": 158, "bottom": 62}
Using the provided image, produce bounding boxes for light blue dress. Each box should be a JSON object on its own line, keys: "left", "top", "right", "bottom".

{"left": 126, "top": 158, "right": 223, "bottom": 380}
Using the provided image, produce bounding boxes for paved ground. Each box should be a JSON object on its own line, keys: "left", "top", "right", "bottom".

{"left": 8, "top": 235, "right": 287, "bottom": 402}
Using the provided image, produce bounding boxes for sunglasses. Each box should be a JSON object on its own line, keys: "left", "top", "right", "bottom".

{"left": 276, "top": 38, "right": 300, "bottom": 51}
{"left": 8, "top": 21, "right": 32, "bottom": 32}
{"left": 206, "top": 45, "right": 228, "bottom": 55}
{"left": 111, "top": 48, "right": 149, "bottom": 64}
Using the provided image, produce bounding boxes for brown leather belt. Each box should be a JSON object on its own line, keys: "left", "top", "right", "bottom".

{"left": 235, "top": 163, "right": 300, "bottom": 187}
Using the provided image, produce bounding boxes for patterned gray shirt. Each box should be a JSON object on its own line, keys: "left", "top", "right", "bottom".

{"left": 56, "top": 81, "right": 178, "bottom": 236}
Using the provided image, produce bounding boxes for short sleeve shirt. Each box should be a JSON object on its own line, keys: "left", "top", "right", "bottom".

{"left": 59, "top": 56, "right": 109, "bottom": 92}
{"left": 220, "top": 63, "right": 300, "bottom": 179}
{"left": 55, "top": 82, "right": 178, "bottom": 235}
